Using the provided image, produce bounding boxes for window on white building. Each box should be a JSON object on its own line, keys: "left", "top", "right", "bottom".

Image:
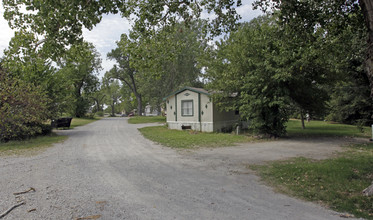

{"left": 181, "top": 100, "right": 193, "bottom": 116}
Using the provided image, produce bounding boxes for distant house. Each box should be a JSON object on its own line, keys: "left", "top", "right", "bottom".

{"left": 145, "top": 104, "right": 160, "bottom": 116}
{"left": 163, "top": 87, "right": 240, "bottom": 132}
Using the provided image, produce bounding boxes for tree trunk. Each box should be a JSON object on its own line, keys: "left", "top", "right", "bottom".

{"left": 360, "top": 0, "right": 373, "bottom": 97}
{"left": 111, "top": 100, "right": 115, "bottom": 117}
{"left": 300, "top": 110, "right": 305, "bottom": 129}
{"left": 157, "top": 105, "right": 162, "bottom": 116}
{"left": 136, "top": 94, "right": 143, "bottom": 116}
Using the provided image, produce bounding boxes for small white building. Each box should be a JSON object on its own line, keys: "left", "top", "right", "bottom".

{"left": 145, "top": 104, "right": 160, "bottom": 116}
{"left": 164, "top": 87, "right": 240, "bottom": 132}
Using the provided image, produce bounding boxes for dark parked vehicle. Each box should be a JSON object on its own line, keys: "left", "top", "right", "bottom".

{"left": 51, "top": 117, "right": 72, "bottom": 129}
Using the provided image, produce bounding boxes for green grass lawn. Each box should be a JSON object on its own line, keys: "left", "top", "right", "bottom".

{"left": 69, "top": 117, "right": 101, "bottom": 129}
{"left": 286, "top": 119, "right": 371, "bottom": 138}
{"left": 0, "top": 133, "right": 68, "bottom": 156}
{"left": 128, "top": 116, "right": 166, "bottom": 124}
{"left": 250, "top": 143, "right": 373, "bottom": 219}
{"left": 139, "top": 126, "right": 254, "bottom": 148}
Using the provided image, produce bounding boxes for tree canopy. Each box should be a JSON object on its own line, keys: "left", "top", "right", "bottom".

{"left": 253, "top": 0, "right": 373, "bottom": 97}
{"left": 3, "top": 0, "right": 242, "bottom": 58}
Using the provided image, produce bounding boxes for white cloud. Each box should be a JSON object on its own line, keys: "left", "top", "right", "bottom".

{"left": 237, "top": 0, "right": 263, "bottom": 22}
{"left": 83, "top": 13, "right": 131, "bottom": 78}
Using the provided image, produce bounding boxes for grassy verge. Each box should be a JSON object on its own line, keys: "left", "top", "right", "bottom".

{"left": 128, "top": 116, "right": 166, "bottom": 124}
{"left": 0, "top": 133, "right": 68, "bottom": 156}
{"left": 286, "top": 120, "right": 371, "bottom": 138}
{"left": 250, "top": 143, "right": 373, "bottom": 219}
{"left": 0, "top": 117, "right": 100, "bottom": 156}
{"left": 69, "top": 117, "right": 101, "bottom": 129}
{"left": 139, "top": 126, "right": 254, "bottom": 148}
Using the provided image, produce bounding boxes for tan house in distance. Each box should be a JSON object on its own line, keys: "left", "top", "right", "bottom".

{"left": 163, "top": 87, "right": 240, "bottom": 132}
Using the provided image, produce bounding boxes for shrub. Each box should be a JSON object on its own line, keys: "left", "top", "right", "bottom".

{"left": 95, "top": 111, "right": 104, "bottom": 117}
{"left": 0, "top": 72, "right": 51, "bottom": 142}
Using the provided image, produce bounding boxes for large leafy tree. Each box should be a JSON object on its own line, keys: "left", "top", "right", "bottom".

{"left": 107, "top": 44, "right": 143, "bottom": 116}
{"left": 57, "top": 42, "right": 101, "bottom": 117}
{"left": 325, "top": 24, "right": 373, "bottom": 126}
{"left": 2, "top": 30, "right": 68, "bottom": 117}
{"left": 131, "top": 21, "right": 207, "bottom": 112}
{"left": 108, "top": 21, "right": 207, "bottom": 115}
{"left": 206, "top": 15, "right": 335, "bottom": 136}
{"left": 253, "top": 0, "right": 373, "bottom": 98}
{"left": 102, "top": 76, "right": 122, "bottom": 117}
{"left": 206, "top": 16, "right": 290, "bottom": 136}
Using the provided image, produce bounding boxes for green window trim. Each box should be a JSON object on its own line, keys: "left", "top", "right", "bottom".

{"left": 175, "top": 95, "right": 177, "bottom": 121}
{"left": 181, "top": 100, "right": 194, "bottom": 117}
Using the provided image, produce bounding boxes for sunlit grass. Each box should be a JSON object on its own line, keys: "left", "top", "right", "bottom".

{"left": 286, "top": 120, "right": 371, "bottom": 138}
{"left": 139, "top": 126, "right": 254, "bottom": 148}
{"left": 69, "top": 117, "right": 101, "bottom": 129}
{"left": 128, "top": 116, "right": 166, "bottom": 124}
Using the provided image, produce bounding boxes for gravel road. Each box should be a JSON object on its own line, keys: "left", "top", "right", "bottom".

{"left": 0, "top": 117, "right": 359, "bottom": 220}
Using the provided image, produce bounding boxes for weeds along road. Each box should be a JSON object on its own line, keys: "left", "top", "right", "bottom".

{"left": 0, "top": 117, "right": 350, "bottom": 220}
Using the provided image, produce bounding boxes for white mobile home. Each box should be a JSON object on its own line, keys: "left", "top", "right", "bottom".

{"left": 164, "top": 87, "right": 240, "bottom": 132}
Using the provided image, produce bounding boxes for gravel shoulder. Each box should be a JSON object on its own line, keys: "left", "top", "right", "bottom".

{"left": 0, "top": 117, "right": 363, "bottom": 220}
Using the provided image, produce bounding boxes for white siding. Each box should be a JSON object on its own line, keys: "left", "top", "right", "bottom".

{"left": 165, "top": 88, "right": 239, "bottom": 132}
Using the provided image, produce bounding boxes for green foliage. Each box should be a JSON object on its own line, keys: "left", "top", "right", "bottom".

{"left": 108, "top": 21, "right": 207, "bottom": 115}
{"left": 95, "top": 111, "right": 104, "bottom": 117}
{"left": 57, "top": 41, "right": 101, "bottom": 118}
{"left": 251, "top": 144, "right": 373, "bottom": 219}
{"left": 253, "top": 0, "right": 372, "bottom": 126}
{"left": 206, "top": 10, "right": 370, "bottom": 136}
{"left": 3, "top": 0, "right": 240, "bottom": 58}
{"left": 130, "top": 21, "right": 208, "bottom": 109}
{"left": 2, "top": 31, "right": 67, "bottom": 118}
{"left": 325, "top": 24, "right": 373, "bottom": 126}
{"left": 128, "top": 116, "right": 166, "bottom": 124}
{"left": 107, "top": 39, "right": 143, "bottom": 115}
{"left": 91, "top": 89, "right": 106, "bottom": 113}
{"left": 253, "top": 0, "right": 364, "bottom": 35}
{"left": 139, "top": 126, "right": 254, "bottom": 148}
{"left": 206, "top": 16, "right": 292, "bottom": 137}
{"left": 0, "top": 71, "right": 51, "bottom": 142}
{"left": 102, "top": 77, "right": 122, "bottom": 116}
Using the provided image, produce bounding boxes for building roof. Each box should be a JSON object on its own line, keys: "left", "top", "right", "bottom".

{"left": 163, "top": 87, "right": 210, "bottom": 100}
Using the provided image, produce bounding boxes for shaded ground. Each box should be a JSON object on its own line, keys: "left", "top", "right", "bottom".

{"left": 0, "top": 117, "right": 364, "bottom": 220}
{"left": 184, "top": 136, "right": 368, "bottom": 166}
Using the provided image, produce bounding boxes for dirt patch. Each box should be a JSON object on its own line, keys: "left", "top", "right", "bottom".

{"left": 185, "top": 136, "right": 370, "bottom": 165}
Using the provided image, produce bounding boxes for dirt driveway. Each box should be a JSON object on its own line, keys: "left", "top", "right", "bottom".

{"left": 0, "top": 118, "right": 363, "bottom": 219}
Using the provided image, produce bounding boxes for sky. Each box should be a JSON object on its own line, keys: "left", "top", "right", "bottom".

{"left": 0, "top": 1, "right": 262, "bottom": 78}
